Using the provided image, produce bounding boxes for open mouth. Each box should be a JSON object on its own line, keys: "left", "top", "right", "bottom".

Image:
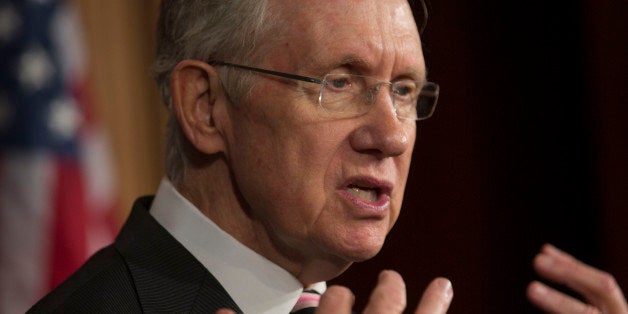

{"left": 345, "top": 185, "right": 380, "bottom": 202}
{"left": 340, "top": 178, "right": 392, "bottom": 207}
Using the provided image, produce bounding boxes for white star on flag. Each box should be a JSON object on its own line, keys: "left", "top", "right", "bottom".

{"left": 18, "top": 45, "right": 55, "bottom": 92}
{"left": 0, "top": 3, "right": 21, "bottom": 43}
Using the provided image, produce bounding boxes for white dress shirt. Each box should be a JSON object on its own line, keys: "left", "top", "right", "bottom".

{"left": 149, "top": 178, "right": 325, "bottom": 314}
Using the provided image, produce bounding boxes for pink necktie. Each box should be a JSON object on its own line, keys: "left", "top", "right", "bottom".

{"left": 290, "top": 289, "right": 321, "bottom": 313}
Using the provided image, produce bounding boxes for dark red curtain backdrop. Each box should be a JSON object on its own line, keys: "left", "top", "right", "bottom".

{"left": 330, "top": 1, "right": 628, "bottom": 313}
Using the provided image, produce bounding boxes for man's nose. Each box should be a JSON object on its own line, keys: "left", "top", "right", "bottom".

{"left": 348, "top": 90, "right": 412, "bottom": 158}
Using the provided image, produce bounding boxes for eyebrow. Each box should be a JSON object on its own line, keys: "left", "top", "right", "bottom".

{"left": 409, "top": 66, "right": 428, "bottom": 83}
{"left": 308, "top": 55, "right": 425, "bottom": 83}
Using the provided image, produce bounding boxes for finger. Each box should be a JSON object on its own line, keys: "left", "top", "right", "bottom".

{"left": 215, "top": 309, "right": 237, "bottom": 314}
{"left": 527, "top": 280, "right": 600, "bottom": 314}
{"left": 363, "top": 270, "right": 407, "bottom": 314}
{"left": 317, "top": 285, "right": 355, "bottom": 314}
{"left": 414, "top": 277, "right": 453, "bottom": 314}
{"left": 534, "top": 244, "right": 628, "bottom": 313}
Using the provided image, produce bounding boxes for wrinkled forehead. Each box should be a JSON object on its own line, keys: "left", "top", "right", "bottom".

{"left": 266, "top": 0, "right": 424, "bottom": 78}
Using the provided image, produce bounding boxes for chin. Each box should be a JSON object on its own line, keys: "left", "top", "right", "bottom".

{"left": 337, "top": 237, "right": 386, "bottom": 262}
{"left": 316, "top": 222, "right": 389, "bottom": 263}
{"left": 347, "top": 247, "right": 384, "bottom": 262}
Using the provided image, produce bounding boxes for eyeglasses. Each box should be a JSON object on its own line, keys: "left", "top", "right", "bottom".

{"left": 209, "top": 61, "right": 439, "bottom": 121}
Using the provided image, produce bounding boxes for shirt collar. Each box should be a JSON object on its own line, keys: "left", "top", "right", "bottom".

{"left": 149, "top": 178, "right": 325, "bottom": 314}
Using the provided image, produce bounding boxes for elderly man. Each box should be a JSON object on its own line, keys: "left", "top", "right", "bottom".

{"left": 32, "top": 0, "right": 444, "bottom": 312}
{"left": 30, "top": 0, "right": 627, "bottom": 313}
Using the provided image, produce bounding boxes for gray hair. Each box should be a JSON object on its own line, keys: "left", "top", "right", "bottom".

{"left": 153, "top": 0, "right": 276, "bottom": 184}
{"left": 153, "top": 0, "right": 429, "bottom": 184}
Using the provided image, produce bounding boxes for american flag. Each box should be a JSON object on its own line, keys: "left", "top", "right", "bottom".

{"left": 0, "top": 0, "right": 116, "bottom": 312}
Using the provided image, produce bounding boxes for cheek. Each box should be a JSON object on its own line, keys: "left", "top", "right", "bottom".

{"left": 276, "top": 133, "right": 345, "bottom": 222}
{"left": 227, "top": 114, "right": 343, "bottom": 221}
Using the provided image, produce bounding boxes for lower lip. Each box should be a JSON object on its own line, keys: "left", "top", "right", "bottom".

{"left": 337, "top": 189, "right": 391, "bottom": 217}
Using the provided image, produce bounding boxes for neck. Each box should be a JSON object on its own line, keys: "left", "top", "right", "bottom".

{"left": 176, "top": 157, "right": 352, "bottom": 286}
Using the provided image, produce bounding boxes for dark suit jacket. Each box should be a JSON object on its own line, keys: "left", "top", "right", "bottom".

{"left": 29, "top": 196, "right": 243, "bottom": 313}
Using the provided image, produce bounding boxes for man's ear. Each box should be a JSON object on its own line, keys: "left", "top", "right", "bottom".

{"left": 170, "top": 60, "right": 227, "bottom": 155}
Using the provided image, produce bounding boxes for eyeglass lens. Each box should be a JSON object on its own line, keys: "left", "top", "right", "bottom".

{"left": 320, "top": 74, "right": 438, "bottom": 121}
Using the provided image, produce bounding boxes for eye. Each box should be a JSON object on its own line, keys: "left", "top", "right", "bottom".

{"left": 393, "top": 80, "right": 418, "bottom": 97}
{"left": 325, "top": 74, "right": 354, "bottom": 91}
{"left": 332, "top": 78, "right": 348, "bottom": 88}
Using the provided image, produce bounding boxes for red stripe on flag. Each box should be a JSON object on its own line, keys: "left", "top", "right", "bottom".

{"left": 49, "top": 156, "right": 87, "bottom": 289}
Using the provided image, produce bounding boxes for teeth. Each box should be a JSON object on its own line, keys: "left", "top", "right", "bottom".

{"left": 346, "top": 186, "right": 378, "bottom": 202}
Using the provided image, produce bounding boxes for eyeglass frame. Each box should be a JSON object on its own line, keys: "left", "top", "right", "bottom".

{"left": 208, "top": 60, "right": 439, "bottom": 121}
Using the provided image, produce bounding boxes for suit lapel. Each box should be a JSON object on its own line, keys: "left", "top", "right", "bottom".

{"left": 114, "top": 197, "right": 242, "bottom": 313}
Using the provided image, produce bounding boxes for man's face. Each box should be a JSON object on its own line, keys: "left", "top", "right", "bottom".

{"left": 221, "top": 0, "right": 424, "bottom": 269}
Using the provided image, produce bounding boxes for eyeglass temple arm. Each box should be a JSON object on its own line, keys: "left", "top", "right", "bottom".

{"left": 208, "top": 61, "right": 323, "bottom": 85}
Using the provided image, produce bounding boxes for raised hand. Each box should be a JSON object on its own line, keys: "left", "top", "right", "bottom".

{"left": 527, "top": 244, "right": 628, "bottom": 313}
{"left": 317, "top": 270, "right": 453, "bottom": 313}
